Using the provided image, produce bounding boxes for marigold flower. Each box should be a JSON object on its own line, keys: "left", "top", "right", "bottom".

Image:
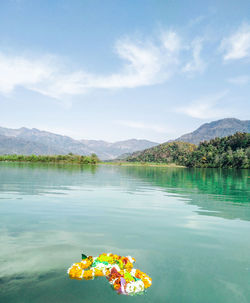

{"left": 67, "top": 253, "right": 152, "bottom": 295}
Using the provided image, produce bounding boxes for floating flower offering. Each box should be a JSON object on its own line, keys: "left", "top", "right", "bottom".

{"left": 67, "top": 253, "right": 152, "bottom": 295}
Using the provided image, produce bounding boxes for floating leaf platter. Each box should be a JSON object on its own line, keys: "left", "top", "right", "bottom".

{"left": 67, "top": 253, "right": 152, "bottom": 295}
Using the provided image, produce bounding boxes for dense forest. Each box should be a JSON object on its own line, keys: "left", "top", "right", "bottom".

{"left": 0, "top": 153, "right": 100, "bottom": 164}
{"left": 126, "top": 132, "right": 250, "bottom": 168}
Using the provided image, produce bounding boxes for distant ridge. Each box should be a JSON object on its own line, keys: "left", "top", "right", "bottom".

{"left": 0, "top": 134, "right": 63, "bottom": 155}
{"left": 0, "top": 126, "right": 158, "bottom": 160}
{"left": 81, "top": 138, "right": 158, "bottom": 159}
{"left": 126, "top": 132, "right": 250, "bottom": 168}
{"left": 1, "top": 118, "right": 249, "bottom": 160}
{"left": 173, "top": 118, "right": 250, "bottom": 145}
{"left": 124, "top": 118, "right": 250, "bottom": 163}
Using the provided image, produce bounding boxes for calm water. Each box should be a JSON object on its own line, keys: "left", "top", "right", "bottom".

{"left": 0, "top": 163, "right": 249, "bottom": 303}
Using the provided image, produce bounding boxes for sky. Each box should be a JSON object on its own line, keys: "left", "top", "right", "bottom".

{"left": 0, "top": 0, "right": 250, "bottom": 143}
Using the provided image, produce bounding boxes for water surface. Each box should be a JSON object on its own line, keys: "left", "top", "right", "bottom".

{"left": 0, "top": 163, "right": 249, "bottom": 303}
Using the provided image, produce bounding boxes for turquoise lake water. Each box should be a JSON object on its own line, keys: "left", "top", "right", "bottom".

{"left": 0, "top": 163, "right": 249, "bottom": 303}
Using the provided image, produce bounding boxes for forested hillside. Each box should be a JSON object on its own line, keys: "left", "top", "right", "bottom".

{"left": 127, "top": 133, "right": 250, "bottom": 168}
{"left": 126, "top": 141, "right": 196, "bottom": 164}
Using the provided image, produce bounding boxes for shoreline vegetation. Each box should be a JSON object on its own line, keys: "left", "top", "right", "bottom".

{"left": 0, "top": 153, "right": 100, "bottom": 164}
{"left": 0, "top": 133, "right": 249, "bottom": 169}
{"left": 0, "top": 156, "right": 183, "bottom": 168}
{"left": 126, "top": 132, "right": 250, "bottom": 169}
{"left": 100, "top": 162, "right": 184, "bottom": 168}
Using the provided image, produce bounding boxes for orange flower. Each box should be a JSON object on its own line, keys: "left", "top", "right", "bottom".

{"left": 69, "top": 265, "right": 83, "bottom": 280}
{"left": 113, "top": 282, "right": 120, "bottom": 290}
{"left": 135, "top": 269, "right": 143, "bottom": 279}
{"left": 83, "top": 270, "right": 93, "bottom": 280}
{"left": 124, "top": 262, "right": 133, "bottom": 271}
{"left": 94, "top": 269, "right": 104, "bottom": 277}
{"left": 105, "top": 269, "right": 110, "bottom": 276}
{"left": 67, "top": 253, "right": 152, "bottom": 294}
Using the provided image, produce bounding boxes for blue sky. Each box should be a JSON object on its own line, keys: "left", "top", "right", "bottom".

{"left": 0, "top": 0, "right": 250, "bottom": 142}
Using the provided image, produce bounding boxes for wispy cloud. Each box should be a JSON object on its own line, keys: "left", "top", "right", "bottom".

{"left": 0, "top": 28, "right": 213, "bottom": 100}
{"left": 220, "top": 23, "right": 250, "bottom": 60}
{"left": 115, "top": 120, "right": 168, "bottom": 133}
{"left": 85, "top": 37, "right": 174, "bottom": 89}
{"left": 0, "top": 32, "right": 183, "bottom": 99}
{"left": 160, "top": 30, "right": 181, "bottom": 54}
{"left": 4, "top": 23, "right": 244, "bottom": 100}
{"left": 182, "top": 38, "right": 206, "bottom": 74}
{"left": 227, "top": 75, "right": 250, "bottom": 85}
{"left": 176, "top": 91, "right": 229, "bottom": 119}
{"left": 0, "top": 53, "right": 54, "bottom": 94}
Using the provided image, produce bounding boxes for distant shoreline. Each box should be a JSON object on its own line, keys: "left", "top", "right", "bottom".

{"left": 0, "top": 160, "right": 249, "bottom": 169}
{"left": 0, "top": 159, "right": 184, "bottom": 168}
{"left": 0, "top": 154, "right": 99, "bottom": 164}
{"left": 100, "top": 162, "right": 185, "bottom": 168}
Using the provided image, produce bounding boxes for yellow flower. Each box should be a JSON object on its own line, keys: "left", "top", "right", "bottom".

{"left": 124, "top": 261, "right": 133, "bottom": 271}
{"left": 83, "top": 270, "right": 93, "bottom": 280}
{"left": 69, "top": 265, "right": 83, "bottom": 280}
{"left": 94, "top": 269, "right": 104, "bottom": 277}
{"left": 67, "top": 253, "right": 152, "bottom": 294}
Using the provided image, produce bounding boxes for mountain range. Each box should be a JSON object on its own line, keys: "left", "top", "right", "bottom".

{"left": 0, "top": 118, "right": 249, "bottom": 160}
{"left": 173, "top": 118, "right": 250, "bottom": 145}
{"left": 0, "top": 127, "right": 158, "bottom": 160}
{"left": 126, "top": 118, "right": 250, "bottom": 162}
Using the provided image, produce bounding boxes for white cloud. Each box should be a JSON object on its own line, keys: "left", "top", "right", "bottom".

{"left": 182, "top": 38, "right": 206, "bottom": 74}
{"left": 0, "top": 53, "right": 54, "bottom": 94}
{"left": 115, "top": 120, "right": 168, "bottom": 133}
{"left": 88, "top": 39, "right": 165, "bottom": 89}
{"left": 176, "top": 91, "right": 229, "bottom": 119}
{"left": 0, "top": 32, "right": 182, "bottom": 99}
{"left": 161, "top": 30, "right": 181, "bottom": 54}
{"left": 220, "top": 23, "right": 250, "bottom": 60}
{"left": 0, "top": 28, "right": 218, "bottom": 100}
{"left": 227, "top": 75, "right": 250, "bottom": 85}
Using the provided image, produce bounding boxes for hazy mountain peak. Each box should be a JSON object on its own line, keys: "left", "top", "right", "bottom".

{"left": 174, "top": 118, "right": 250, "bottom": 145}
{"left": 125, "top": 118, "right": 250, "bottom": 163}
{"left": 1, "top": 119, "right": 248, "bottom": 159}
{"left": 0, "top": 126, "right": 158, "bottom": 159}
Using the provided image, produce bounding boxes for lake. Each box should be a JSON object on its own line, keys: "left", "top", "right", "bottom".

{"left": 0, "top": 163, "right": 249, "bottom": 303}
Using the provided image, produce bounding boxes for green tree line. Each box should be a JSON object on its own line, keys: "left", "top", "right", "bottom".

{"left": 0, "top": 153, "right": 100, "bottom": 164}
{"left": 127, "top": 132, "right": 250, "bottom": 168}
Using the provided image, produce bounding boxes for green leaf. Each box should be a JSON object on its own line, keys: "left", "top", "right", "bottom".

{"left": 82, "top": 254, "right": 88, "bottom": 259}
